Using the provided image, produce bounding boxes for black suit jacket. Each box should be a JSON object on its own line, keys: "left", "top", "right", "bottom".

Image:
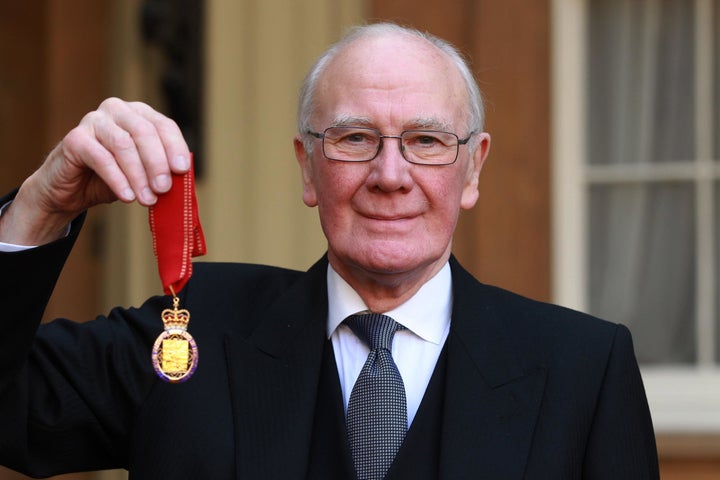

{"left": 0, "top": 213, "right": 659, "bottom": 479}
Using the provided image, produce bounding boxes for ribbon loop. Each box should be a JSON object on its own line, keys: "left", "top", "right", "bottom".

{"left": 149, "top": 154, "right": 206, "bottom": 295}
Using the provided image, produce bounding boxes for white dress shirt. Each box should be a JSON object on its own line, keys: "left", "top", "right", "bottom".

{"left": 0, "top": 241, "right": 31, "bottom": 252}
{"left": 327, "top": 262, "right": 452, "bottom": 427}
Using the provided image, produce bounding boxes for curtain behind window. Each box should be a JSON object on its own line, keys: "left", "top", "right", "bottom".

{"left": 586, "top": 0, "right": 716, "bottom": 364}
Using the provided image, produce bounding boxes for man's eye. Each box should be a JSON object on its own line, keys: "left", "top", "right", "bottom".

{"left": 344, "top": 133, "right": 370, "bottom": 143}
{"left": 406, "top": 134, "right": 445, "bottom": 148}
{"left": 416, "top": 135, "right": 439, "bottom": 145}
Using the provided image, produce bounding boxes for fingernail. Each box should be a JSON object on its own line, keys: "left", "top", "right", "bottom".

{"left": 122, "top": 188, "right": 135, "bottom": 201}
{"left": 154, "top": 174, "right": 171, "bottom": 192}
{"left": 174, "top": 155, "right": 190, "bottom": 171}
{"left": 141, "top": 187, "right": 157, "bottom": 205}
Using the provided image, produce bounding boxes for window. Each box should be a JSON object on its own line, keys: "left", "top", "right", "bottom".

{"left": 552, "top": 0, "right": 720, "bottom": 431}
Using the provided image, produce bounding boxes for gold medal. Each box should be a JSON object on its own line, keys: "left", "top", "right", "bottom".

{"left": 151, "top": 291, "right": 199, "bottom": 383}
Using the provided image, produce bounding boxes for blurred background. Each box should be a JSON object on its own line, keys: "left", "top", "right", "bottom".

{"left": 1, "top": 0, "right": 718, "bottom": 478}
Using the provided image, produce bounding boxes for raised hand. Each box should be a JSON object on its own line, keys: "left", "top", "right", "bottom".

{"left": 0, "top": 98, "right": 190, "bottom": 246}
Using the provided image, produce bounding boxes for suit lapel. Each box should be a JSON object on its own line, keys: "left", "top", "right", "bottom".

{"left": 439, "top": 258, "right": 547, "bottom": 479}
{"left": 223, "top": 258, "right": 329, "bottom": 480}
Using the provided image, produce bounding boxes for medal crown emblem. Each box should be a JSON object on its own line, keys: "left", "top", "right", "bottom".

{"left": 162, "top": 305, "right": 190, "bottom": 329}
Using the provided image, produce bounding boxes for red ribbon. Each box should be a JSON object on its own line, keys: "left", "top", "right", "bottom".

{"left": 149, "top": 154, "right": 207, "bottom": 295}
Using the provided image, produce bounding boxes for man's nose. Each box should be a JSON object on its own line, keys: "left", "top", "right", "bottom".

{"left": 367, "top": 136, "right": 413, "bottom": 191}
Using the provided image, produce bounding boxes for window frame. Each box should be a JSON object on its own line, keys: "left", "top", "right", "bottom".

{"left": 551, "top": 0, "right": 720, "bottom": 433}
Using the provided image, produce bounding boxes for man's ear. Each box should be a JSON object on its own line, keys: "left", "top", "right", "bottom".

{"left": 294, "top": 136, "right": 318, "bottom": 207}
{"left": 460, "top": 132, "right": 491, "bottom": 210}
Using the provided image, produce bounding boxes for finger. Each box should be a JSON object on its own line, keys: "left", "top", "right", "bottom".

{"left": 61, "top": 125, "right": 136, "bottom": 203}
{"left": 89, "top": 110, "right": 160, "bottom": 206}
{"left": 96, "top": 98, "right": 177, "bottom": 197}
{"left": 129, "top": 101, "right": 191, "bottom": 173}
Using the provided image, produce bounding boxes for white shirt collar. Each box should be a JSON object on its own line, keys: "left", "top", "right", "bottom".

{"left": 326, "top": 262, "right": 452, "bottom": 344}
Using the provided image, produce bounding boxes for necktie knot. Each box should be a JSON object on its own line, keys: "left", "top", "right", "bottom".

{"left": 345, "top": 312, "right": 405, "bottom": 352}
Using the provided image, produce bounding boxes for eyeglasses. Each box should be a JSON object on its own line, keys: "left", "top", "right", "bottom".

{"left": 306, "top": 126, "right": 475, "bottom": 166}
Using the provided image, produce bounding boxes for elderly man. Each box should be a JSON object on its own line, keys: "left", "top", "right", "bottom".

{"left": 0, "top": 23, "right": 658, "bottom": 479}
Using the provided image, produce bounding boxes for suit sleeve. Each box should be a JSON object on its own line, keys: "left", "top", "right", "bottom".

{"left": 0, "top": 203, "right": 83, "bottom": 389}
{"left": 0, "top": 194, "right": 159, "bottom": 477}
{"left": 582, "top": 324, "right": 660, "bottom": 479}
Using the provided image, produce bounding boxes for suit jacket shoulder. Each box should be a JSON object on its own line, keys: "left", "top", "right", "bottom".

{"left": 450, "top": 255, "right": 622, "bottom": 369}
{"left": 444, "top": 257, "right": 659, "bottom": 479}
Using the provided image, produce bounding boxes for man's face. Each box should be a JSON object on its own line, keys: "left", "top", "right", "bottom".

{"left": 295, "top": 34, "right": 490, "bottom": 288}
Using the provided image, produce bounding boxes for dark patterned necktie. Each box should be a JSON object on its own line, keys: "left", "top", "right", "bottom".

{"left": 345, "top": 313, "right": 407, "bottom": 480}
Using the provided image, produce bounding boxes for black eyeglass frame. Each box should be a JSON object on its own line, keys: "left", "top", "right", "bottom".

{"left": 306, "top": 126, "right": 476, "bottom": 166}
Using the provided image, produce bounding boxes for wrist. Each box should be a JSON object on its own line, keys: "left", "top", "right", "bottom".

{"left": 0, "top": 182, "right": 75, "bottom": 246}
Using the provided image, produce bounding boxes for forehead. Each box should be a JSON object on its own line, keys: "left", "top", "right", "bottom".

{"left": 315, "top": 34, "right": 468, "bottom": 129}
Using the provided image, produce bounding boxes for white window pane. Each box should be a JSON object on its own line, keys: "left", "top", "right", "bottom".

{"left": 588, "top": 0, "right": 695, "bottom": 166}
{"left": 588, "top": 183, "right": 696, "bottom": 364}
{"left": 716, "top": 182, "right": 720, "bottom": 363}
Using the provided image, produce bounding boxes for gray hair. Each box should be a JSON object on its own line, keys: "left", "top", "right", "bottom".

{"left": 297, "top": 22, "right": 485, "bottom": 155}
